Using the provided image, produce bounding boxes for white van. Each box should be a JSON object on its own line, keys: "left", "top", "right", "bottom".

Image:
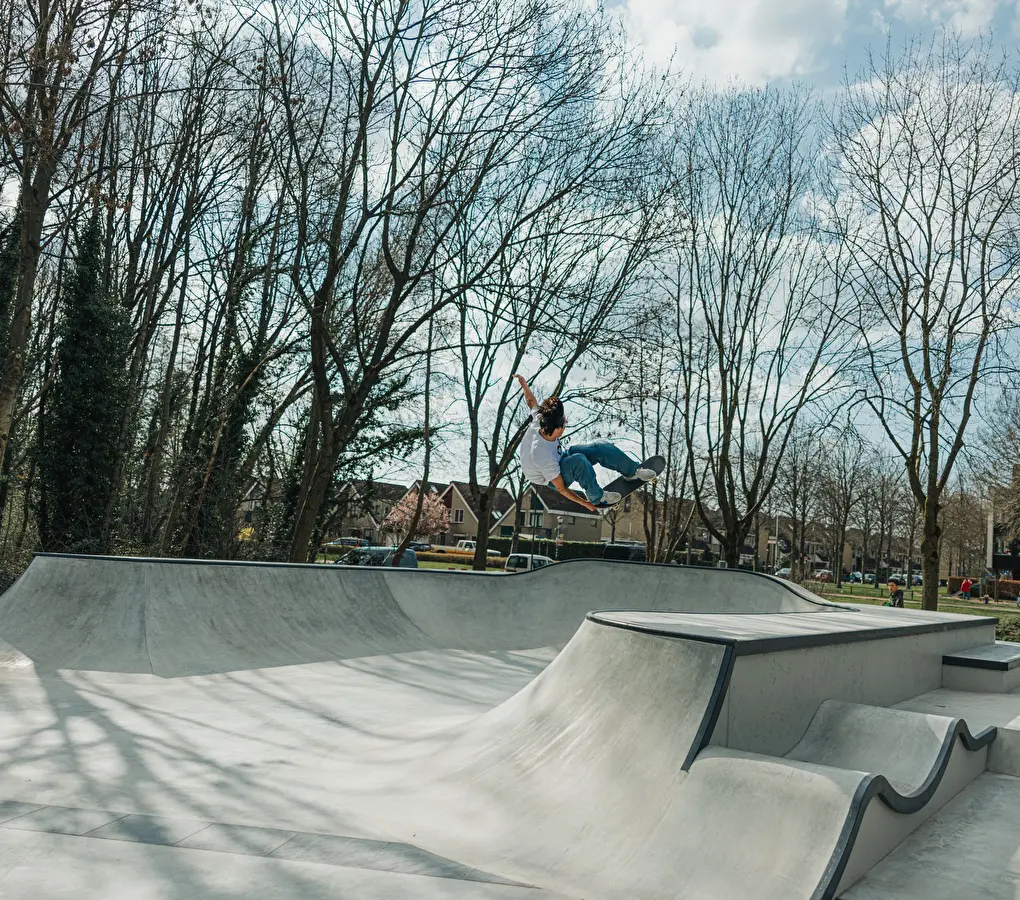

{"left": 504, "top": 553, "right": 554, "bottom": 573}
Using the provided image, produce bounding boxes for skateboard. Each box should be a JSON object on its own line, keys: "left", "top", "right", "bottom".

{"left": 594, "top": 455, "right": 666, "bottom": 512}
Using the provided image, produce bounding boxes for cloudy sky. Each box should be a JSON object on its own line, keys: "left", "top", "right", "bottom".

{"left": 379, "top": 0, "right": 1019, "bottom": 488}
{"left": 614, "top": 0, "right": 1017, "bottom": 86}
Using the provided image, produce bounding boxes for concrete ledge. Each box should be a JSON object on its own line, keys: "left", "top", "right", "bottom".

{"left": 943, "top": 641, "right": 1020, "bottom": 671}
{"left": 589, "top": 608, "right": 994, "bottom": 657}
{"left": 943, "top": 664, "right": 1020, "bottom": 693}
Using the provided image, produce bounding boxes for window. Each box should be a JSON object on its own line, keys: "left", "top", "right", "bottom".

{"left": 623, "top": 497, "right": 632, "bottom": 512}
{"left": 566, "top": 516, "right": 576, "bottom": 525}
{"left": 453, "top": 508, "right": 465, "bottom": 524}
{"left": 529, "top": 511, "right": 543, "bottom": 528}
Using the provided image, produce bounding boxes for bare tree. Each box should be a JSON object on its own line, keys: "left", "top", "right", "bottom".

{"left": 829, "top": 35, "right": 1020, "bottom": 608}
{"left": 456, "top": 157, "right": 664, "bottom": 570}
{"left": 776, "top": 425, "right": 823, "bottom": 581}
{"left": 870, "top": 455, "right": 908, "bottom": 579}
{"left": 818, "top": 427, "right": 869, "bottom": 586}
{"left": 610, "top": 309, "right": 693, "bottom": 563}
{"left": 668, "top": 85, "right": 848, "bottom": 567}
{"left": 254, "top": 0, "right": 650, "bottom": 561}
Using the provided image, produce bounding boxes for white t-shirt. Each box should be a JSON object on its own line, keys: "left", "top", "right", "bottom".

{"left": 519, "top": 409, "right": 562, "bottom": 485}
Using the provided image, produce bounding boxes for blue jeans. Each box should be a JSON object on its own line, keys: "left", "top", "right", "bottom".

{"left": 555, "top": 441, "right": 639, "bottom": 504}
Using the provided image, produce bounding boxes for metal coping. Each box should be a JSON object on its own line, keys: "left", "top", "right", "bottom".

{"left": 28, "top": 552, "right": 847, "bottom": 606}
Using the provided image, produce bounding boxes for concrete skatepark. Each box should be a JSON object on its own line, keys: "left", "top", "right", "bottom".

{"left": 0, "top": 555, "right": 1019, "bottom": 897}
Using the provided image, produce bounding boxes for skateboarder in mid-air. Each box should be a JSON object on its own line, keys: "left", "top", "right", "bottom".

{"left": 514, "top": 374, "right": 660, "bottom": 513}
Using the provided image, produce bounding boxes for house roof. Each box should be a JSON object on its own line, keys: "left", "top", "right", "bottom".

{"left": 529, "top": 484, "right": 594, "bottom": 516}
{"left": 347, "top": 480, "right": 409, "bottom": 504}
{"left": 446, "top": 481, "right": 515, "bottom": 522}
{"left": 411, "top": 479, "right": 449, "bottom": 496}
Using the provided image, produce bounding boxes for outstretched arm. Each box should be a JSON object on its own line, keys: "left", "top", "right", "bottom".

{"left": 551, "top": 475, "right": 597, "bottom": 513}
{"left": 513, "top": 373, "right": 537, "bottom": 409}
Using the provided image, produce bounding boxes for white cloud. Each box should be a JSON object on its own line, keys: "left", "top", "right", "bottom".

{"left": 618, "top": 0, "right": 849, "bottom": 83}
{"left": 882, "top": 0, "right": 1001, "bottom": 36}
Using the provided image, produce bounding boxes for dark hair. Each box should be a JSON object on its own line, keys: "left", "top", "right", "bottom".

{"left": 536, "top": 397, "right": 565, "bottom": 435}
{"left": 888, "top": 577, "right": 901, "bottom": 587}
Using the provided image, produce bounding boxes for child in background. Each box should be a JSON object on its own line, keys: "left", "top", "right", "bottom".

{"left": 884, "top": 577, "right": 905, "bottom": 608}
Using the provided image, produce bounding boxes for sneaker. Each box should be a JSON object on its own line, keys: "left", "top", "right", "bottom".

{"left": 630, "top": 467, "right": 658, "bottom": 482}
{"left": 598, "top": 491, "right": 623, "bottom": 506}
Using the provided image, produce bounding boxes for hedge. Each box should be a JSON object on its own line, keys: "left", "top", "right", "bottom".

{"left": 417, "top": 551, "right": 507, "bottom": 566}
{"left": 982, "top": 579, "right": 1019, "bottom": 601}
{"left": 947, "top": 577, "right": 977, "bottom": 596}
{"left": 486, "top": 536, "right": 610, "bottom": 561}
{"left": 947, "top": 576, "right": 1019, "bottom": 600}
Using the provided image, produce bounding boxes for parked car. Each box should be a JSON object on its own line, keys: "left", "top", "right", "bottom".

{"left": 407, "top": 541, "right": 432, "bottom": 552}
{"left": 775, "top": 567, "right": 792, "bottom": 579}
{"left": 888, "top": 573, "right": 907, "bottom": 585}
{"left": 847, "top": 571, "right": 863, "bottom": 584}
{"left": 454, "top": 539, "right": 499, "bottom": 557}
{"left": 603, "top": 542, "right": 646, "bottom": 562}
{"left": 334, "top": 547, "right": 418, "bottom": 568}
{"left": 911, "top": 573, "right": 923, "bottom": 586}
{"left": 326, "top": 536, "right": 369, "bottom": 548}
{"left": 863, "top": 572, "right": 876, "bottom": 584}
{"left": 504, "top": 553, "right": 554, "bottom": 573}
{"left": 814, "top": 569, "right": 833, "bottom": 582}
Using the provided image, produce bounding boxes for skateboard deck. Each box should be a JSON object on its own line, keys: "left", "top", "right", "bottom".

{"left": 593, "top": 455, "right": 666, "bottom": 511}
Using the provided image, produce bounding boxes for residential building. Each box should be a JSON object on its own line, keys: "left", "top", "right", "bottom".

{"left": 439, "top": 481, "right": 515, "bottom": 545}
{"left": 332, "top": 480, "right": 409, "bottom": 544}
{"left": 491, "top": 485, "right": 602, "bottom": 542}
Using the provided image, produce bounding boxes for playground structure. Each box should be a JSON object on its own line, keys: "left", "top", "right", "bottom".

{"left": 0, "top": 553, "right": 1018, "bottom": 898}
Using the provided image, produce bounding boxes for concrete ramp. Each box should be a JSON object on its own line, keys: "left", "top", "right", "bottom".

{"left": 0, "top": 553, "right": 834, "bottom": 676}
{"left": 0, "top": 553, "right": 1001, "bottom": 899}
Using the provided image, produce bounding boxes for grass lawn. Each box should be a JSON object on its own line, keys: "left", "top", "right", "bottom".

{"left": 803, "top": 582, "right": 1020, "bottom": 642}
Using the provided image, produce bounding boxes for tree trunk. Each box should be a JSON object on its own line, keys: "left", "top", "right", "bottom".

{"left": 393, "top": 321, "right": 432, "bottom": 566}
{"left": 836, "top": 521, "right": 848, "bottom": 587}
{"left": 921, "top": 506, "right": 941, "bottom": 611}
{"left": 472, "top": 490, "right": 493, "bottom": 570}
{"left": 289, "top": 443, "right": 335, "bottom": 563}
{"left": 0, "top": 171, "right": 52, "bottom": 487}
{"left": 723, "top": 532, "right": 740, "bottom": 569}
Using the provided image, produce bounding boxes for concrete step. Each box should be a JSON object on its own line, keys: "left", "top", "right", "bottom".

{"left": 943, "top": 641, "right": 1020, "bottom": 693}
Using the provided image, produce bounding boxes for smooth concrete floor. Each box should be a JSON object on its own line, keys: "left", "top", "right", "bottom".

{"left": 0, "top": 649, "right": 562, "bottom": 897}
{"left": 841, "top": 771, "right": 1020, "bottom": 899}
{"left": 0, "top": 826, "right": 565, "bottom": 899}
{"left": 898, "top": 687, "right": 1020, "bottom": 729}
{"left": 0, "top": 649, "right": 554, "bottom": 831}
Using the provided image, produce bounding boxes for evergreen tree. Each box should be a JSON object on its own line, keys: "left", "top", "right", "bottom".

{"left": 38, "top": 218, "right": 129, "bottom": 553}
{"left": 0, "top": 213, "right": 20, "bottom": 362}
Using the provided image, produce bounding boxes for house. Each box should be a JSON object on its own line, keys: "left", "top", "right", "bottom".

{"left": 490, "top": 484, "right": 603, "bottom": 542}
{"left": 332, "top": 480, "right": 410, "bottom": 544}
{"left": 600, "top": 491, "right": 701, "bottom": 546}
{"left": 439, "top": 481, "right": 515, "bottom": 545}
{"left": 238, "top": 481, "right": 265, "bottom": 525}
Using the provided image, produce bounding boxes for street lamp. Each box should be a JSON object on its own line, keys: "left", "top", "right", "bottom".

{"left": 556, "top": 516, "right": 564, "bottom": 560}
